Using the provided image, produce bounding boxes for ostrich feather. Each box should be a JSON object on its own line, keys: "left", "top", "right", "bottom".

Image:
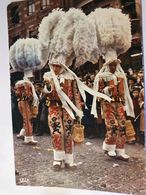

{"left": 73, "top": 9, "right": 99, "bottom": 67}
{"left": 89, "top": 8, "right": 114, "bottom": 54}
{"left": 109, "top": 8, "right": 132, "bottom": 55}
{"left": 38, "top": 8, "right": 65, "bottom": 48}
{"left": 13, "top": 38, "right": 26, "bottom": 71}
{"left": 49, "top": 8, "right": 77, "bottom": 66}
{"left": 86, "top": 16, "right": 100, "bottom": 65}
{"left": 9, "top": 40, "right": 20, "bottom": 71}
{"left": 89, "top": 8, "right": 132, "bottom": 59}
{"left": 24, "top": 38, "right": 43, "bottom": 70}
{"left": 9, "top": 38, "right": 43, "bottom": 72}
{"left": 38, "top": 9, "right": 65, "bottom": 65}
{"left": 49, "top": 8, "right": 99, "bottom": 68}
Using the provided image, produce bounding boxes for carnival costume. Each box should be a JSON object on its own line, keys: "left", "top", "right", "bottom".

{"left": 15, "top": 78, "right": 39, "bottom": 144}
{"left": 90, "top": 8, "right": 134, "bottom": 160}
{"left": 38, "top": 8, "right": 111, "bottom": 169}
{"left": 93, "top": 59, "right": 135, "bottom": 160}
{"left": 43, "top": 64, "right": 83, "bottom": 168}
{"left": 9, "top": 38, "right": 43, "bottom": 145}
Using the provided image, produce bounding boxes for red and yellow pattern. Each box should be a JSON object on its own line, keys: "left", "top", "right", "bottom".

{"left": 102, "top": 102, "right": 126, "bottom": 148}
{"left": 99, "top": 77, "right": 126, "bottom": 149}
{"left": 47, "top": 79, "right": 81, "bottom": 154}
{"left": 15, "top": 82, "right": 34, "bottom": 136}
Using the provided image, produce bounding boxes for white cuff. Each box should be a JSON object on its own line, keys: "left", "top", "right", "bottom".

{"left": 116, "top": 148, "right": 125, "bottom": 154}
{"left": 65, "top": 153, "right": 73, "bottom": 164}
{"left": 24, "top": 136, "right": 34, "bottom": 143}
{"left": 53, "top": 150, "right": 65, "bottom": 161}
{"left": 102, "top": 141, "right": 116, "bottom": 152}
{"left": 115, "top": 148, "right": 130, "bottom": 158}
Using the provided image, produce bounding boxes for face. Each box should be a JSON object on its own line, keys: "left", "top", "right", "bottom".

{"left": 139, "top": 72, "right": 144, "bottom": 82}
{"left": 132, "top": 90, "right": 139, "bottom": 98}
{"left": 34, "top": 84, "right": 42, "bottom": 94}
{"left": 52, "top": 64, "right": 62, "bottom": 75}
{"left": 108, "top": 61, "right": 117, "bottom": 73}
{"left": 128, "top": 79, "right": 135, "bottom": 86}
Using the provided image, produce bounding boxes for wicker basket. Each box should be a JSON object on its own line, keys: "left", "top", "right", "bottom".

{"left": 125, "top": 120, "right": 136, "bottom": 142}
{"left": 31, "top": 106, "right": 38, "bottom": 118}
{"left": 72, "top": 124, "right": 84, "bottom": 144}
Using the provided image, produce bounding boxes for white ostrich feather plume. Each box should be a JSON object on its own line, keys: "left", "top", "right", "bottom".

{"left": 49, "top": 8, "right": 80, "bottom": 67}
{"left": 48, "top": 8, "right": 100, "bottom": 68}
{"left": 109, "top": 8, "right": 132, "bottom": 55}
{"left": 9, "top": 38, "right": 43, "bottom": 72}
{"left": 89, "top": 8, "right": 132, "bottom": 58}
{"left": 9, "top": 39, "right": 25, "bottom": 71}
{"left": 72, "top": 8, "right": 99, "bottom": 67}
{"left": 38, "top": 9, "right": 65, "bottom": 65}
{"left": 89, "top": 8, "right": 114, "bottom": 54}
{"left": 54, "top": 9, "right": 76, "bottom": 59}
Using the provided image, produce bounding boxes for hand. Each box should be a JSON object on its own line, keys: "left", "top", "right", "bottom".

{"left": 44, "top": 79, "right": 50, "bottom": 85}
{"left": 108, "top": 85, "right": 116, "bottom": 93}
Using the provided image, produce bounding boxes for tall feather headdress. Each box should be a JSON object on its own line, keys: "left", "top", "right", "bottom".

{"left": 90, "top": 8, "right": 134, "bottom": 118}
{"left": 38, "top": 8, "right": 110, "bottom": 119}
{"left": 38, "top": 9, "right": 65, "bottom": 66}
{"left": 38, "top": 8, "right": 100, "bottom": 68}
{"left": 9, "top": 38, "right": 43, "bottom": 77}
{"left": 9, "top": 38, "right": 41, "bottom": 106}
{"left": 88, "top": 8, "right": 132, "bottom": 62}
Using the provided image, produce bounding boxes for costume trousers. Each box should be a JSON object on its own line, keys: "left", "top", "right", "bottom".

{"left": 48, "top": 104, "right": 74, "bottom": 162}
{"left": 102, "top": 101, "right": 126, "bottom": 149}
{"left": 18, "top": 100, "right": 33, "bottom": 136}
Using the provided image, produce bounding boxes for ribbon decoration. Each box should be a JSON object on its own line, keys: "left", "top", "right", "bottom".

{"left": 49, "top": 63, "right": 111, "bottom": 119}
{"left": 50, "top": 66, "right": 83, "bottom": 119}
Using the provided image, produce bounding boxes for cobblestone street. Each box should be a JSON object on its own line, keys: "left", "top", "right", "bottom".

{"left": 14, "top": 134, "right": 146, "bottom": 194}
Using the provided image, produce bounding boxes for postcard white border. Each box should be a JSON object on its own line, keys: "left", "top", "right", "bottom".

{"left": 0, "top": 0, "right": 145, "bottom": 194}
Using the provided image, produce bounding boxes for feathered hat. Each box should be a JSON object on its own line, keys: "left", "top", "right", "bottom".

{"left": 9, "top": 38, "right": 41, "bottom": 106}
{"left": 38, "top": 8, "right": 65, "bottom": 66}
{"left": 90, "top": 8, "right": 134, "bottom": 118}
{"left": 9, "top": 38, "right": 43, "bottom": 77}
{"left": 38, "top": 8, "right": 110, "bottom": 119}
{"left": 88, "top": 8, "right": 132, "bottom": 63}
{"left": 38, "top": 8, "right": 100, "bottom": 68}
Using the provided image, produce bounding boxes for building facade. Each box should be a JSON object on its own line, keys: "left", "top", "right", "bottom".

{"left": 7, "top": 0, "right": 64, "bottom": 46}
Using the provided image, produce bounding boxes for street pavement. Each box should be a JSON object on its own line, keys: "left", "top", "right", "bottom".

{"left": 13, "top": 134, "right": 146, "bottom": 194}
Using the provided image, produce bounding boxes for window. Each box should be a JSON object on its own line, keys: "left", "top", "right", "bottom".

{"left": 28, "top": 0, "right": 35, "bottom": 16}
{"left": 11, "top": 5, "right": 20, "bottom": 24}
{"left": 41, "top": 0, "right": 50, "bottom": 9}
